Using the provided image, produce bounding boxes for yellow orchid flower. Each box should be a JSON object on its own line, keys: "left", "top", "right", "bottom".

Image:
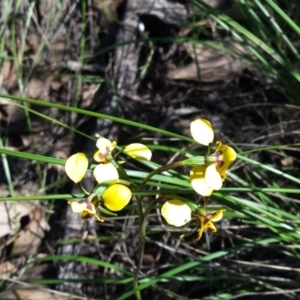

{"left": 161, "top": 199, "right": 192, "bottom": 227}
{"left": 68, "top": 198, "right": 104, "bottom": 222}
{"left": 194, "top": 209, "right": 225, "bottom": 241}
{"left": 203, "top": 163, "right": 223, "bottom": 190}
{"left": 93, "top": 137, "right": 117, "bottom": 163}
{"left": 190, "top": 118, "right": 214, "bottom": 146}
{"left": 189, "top": 140, "right": 237, "bottom": 196}
{"left": 102, "top": 184, "right": 132, "bottom": 211}
{"left": 213, "top": 141, "right": 237, "bottom": 181}
{"left": 65, "top": 152, "right": 88, "bottom": 183}
{"left": 93, "top": 162, "right": 119, "bottom": 183}
{"left": 189, "top": 165, "right": 214, "bottom": 197}
{"left": 124, "top": 143, "right": 152, "bottom": 161}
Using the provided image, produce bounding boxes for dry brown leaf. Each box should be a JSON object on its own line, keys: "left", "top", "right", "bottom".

{"left": 94, "top": 0, "right": 124, "bottom": 26}
{"left": 81, "top": 83, "right": 100, "bottom": 108}
{"left": 25, "top": 33, "right": 41, "bottom": 53}
{"left": 2, "top": 286, "right": 83, "bottom": 300}
{"left": 25, "top": 78, "right": 50, "bottom": 100}
{"left": 48, "top": 77, "right": 63, "bottom": 91}
{"left": 167, "top": 39, "right": 249, "bottom": 84}
{"left": 46, "top": 33, "right": 70, "bottom": 64}
{"left": 0, "top": 261, "right": 17, "bottom": 280}
{"left": 0, "top": 201, "right": 49, "bottom": 256}
{"left": 4, "top": 104, "right": 26, "bottom": 125}
{"left": 0, "top": 202, "right": 36, "bottom": 238}
{"left": 10, "top": 207, "right": 50, "bottom": 257}
{"left": 20, "top": 262, "right": 49, "bottom": 282}
{"left": 0, "top": 59, "right": 17, "bottom": 91}
{"left": 0, "top": 61, "right": 13, "bottom": 85}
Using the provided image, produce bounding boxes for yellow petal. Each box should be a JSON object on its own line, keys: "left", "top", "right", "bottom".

{"left": 68, "top": 199, "right": 96, "bottom": 214}
{"left": 205, "top": 221, "right": 217, "bottom": 233}
{"left": 161, "top": 199, "right": 192, "bottom": 227}
{"left": 215, "top": 141, "right": 237, "bottom": 172}
{"left": 190, "top": 118, "right": 214, "bottom": 146}
{"left": 93, "top": 150, "right": 104, "bottom": 163}
{"left": 93, "top": 162, "right": 119, "bottom": 183}
{"left": 195, "top": 217, "right": 217, "bottom": 240}
{"left": 94, "top": 137, "right": 116, "bottom": 162}
{"left": 196, "top": 226, "right": 205, "bottom": 241}
{"left": 68, "top": 199, "right": 104, "bottom": 222}
{"left": 223, "top": 145, "right": 237, "bottom": 163}
{"left": 194, "top": 215, "right": 205, "bottom": 240}
{"left": 96, "top": 137, "right": 116, "bottom": 152}
{"left": 218, "top": 169, "right": 227, "bottom": 182}
{"left": 205, "top": 164, "right": 222, "bottom": 190}
{"left": 190, "top": 166, "right": 214, "bottom": 196}
{"left": 103, "top": 184, "right": 132, "bottom": 211}
{"left": 124, "top": 143, "right": 152, "bottom": 161}
{"left": 210, "top": 209, "right": 225, "bottom": 222}
{"left": 65, "top": 153, "right": 88, "bottom": 183}
{"left": 68, "top": 201, "right": 88, "bottom": 213}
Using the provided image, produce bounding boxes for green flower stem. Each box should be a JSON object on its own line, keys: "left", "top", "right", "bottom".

{"left": 86, "top": 185, "right": 118, "bottom": 217}
{"left": 195, "top": 207, "right": 207, "bottom": 216}
{"left": 133, "top": 194, "right": 146, "bottom": 299}
{"left": 182, "top": 156, "right": 206, "bottom": 166}
{"left": 140, "top": 157, "right": 206, "bottom": 191}
{"left": 78, "top": 182, "right": 90, "bottom": 195}
{"left": 207, "top": 144, "right": 212, "bottom": 156}
{"left": 135, "top": 211, "right": 146, "bottom": 283}
{"left": 98, "top": 205, "right": 117, "bottom": 217}
{"left": 203, "top": 196, "right": 209, "bottom": 208}
{"left": 135, "top": 196, "right": 150, "bottom": 290}
{"left": 143, "top": 196, "right": 162, "bottom": 217}
{"left": 137, "top": 192, "right": 144, "bottom": 215}
{"left": 91, "top": 184, "right": 107, "bottom": 198}
{"left": 133, "top": 281, "right": 142, "bottom": 300}
{"left": 140, "top": 161, "right": 184, "bottom": 191}
{"left": 109, "top": 155, "right": 131, "bottom": 181}
{"left": 113, "top": 179, "right": 133, "bottom": 186}
{"left": 206, "top": 155, "right": 218, "bottom": 163}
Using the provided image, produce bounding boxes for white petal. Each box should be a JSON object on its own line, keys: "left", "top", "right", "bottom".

{"left": 93, "top": 163, "right": 119, "bottom": 183}
{"left": 205, "top": 164, "right": 222, "bottom": 190}
{"left": 190, "top": 118, "right": 214, "bottom": 146}
{"left": 124, "top": 143, "right": 152, "bottom": 161}
{"left": 161, "top": 200, "right": 192, "bottom": 227}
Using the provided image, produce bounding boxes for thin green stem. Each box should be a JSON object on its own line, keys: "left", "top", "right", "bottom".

{"left": 134, "top": 194, "right": 144, "bottom": 300}
{"left": 78, "top": 182, "right": 90, "bottom": 195}
{"left": 140, "top": 161, "right": 185, "bottom": 191}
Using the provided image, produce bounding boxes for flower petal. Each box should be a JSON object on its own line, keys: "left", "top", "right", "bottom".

{"left": 161, "top": 199, "right": 192, "bottom": 227}
{"left": 190, "top": 118, "right": 214, "bottom": 146}
{"left": 124, "top": 143, "right": 152, "bottom": 161}
{"left": 215, "top": 141, "right": 237, "bottom": 172}
{"left": 194, "top": 209, "right": 224, "bottom": 240}
{"left": 94, "top": 137, "right": 116, "bottom": 162}
{"left": 93, "top": 162, "right": 119, "bottom": 183}
{"left": 205, "top": 164, "right": 223, "bottom": 190}
{"left": 190, "top": 166, "right": 214, "bottom": 196}
{"left": 69, "top": 199, "right": 104, "bottom": 222}
{"left": 196, "top": 226, "right": 205, "bottom": 241}
{"left": 96, "top": 137, "right": 116, "bottom": 152}
{"left": 69, "top": 200, "right": 90, "bottom": 213}
{"left": 210, "top": 209, "right": 225, "bottom": 222}
{"left": 195, "top": 216, "right": 216, "bottom": 240}
{"left": 205, "top": 221, "right": 217, "bottom": 233}
{"left": 65, "top": 153, "right": 88, "bottom": 183}
{"left": 103, "top": 184, "right": 132, "bottom": 211}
